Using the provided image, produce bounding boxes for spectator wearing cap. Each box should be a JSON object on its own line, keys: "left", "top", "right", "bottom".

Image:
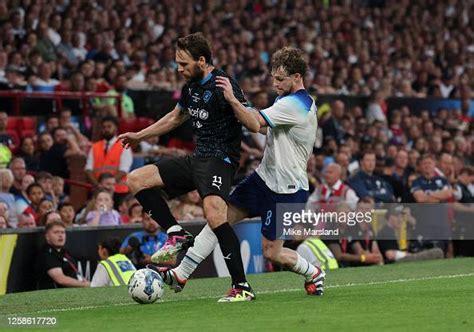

{"left": 36, "top": 220, "right": 90, "bottom": 289}
{"left": 348, "top": 150, "right": 396, "bottom": 203}
{"left": 0, "top": 64, "right": 27, "bottom": 90}
{"left": 324, "top": 202, "right": 383, "bottom": 267}
{"left": 377, "top": 206, "right": 444, "bottom": 263}
{"left": 91, "top": 237, "right": 136, "bottom": 287}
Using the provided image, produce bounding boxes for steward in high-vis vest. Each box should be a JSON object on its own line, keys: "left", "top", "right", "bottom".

{"left": 85, "top": 116, "right": 132, "bottom": 194}
{"left": 91, "top": 237, "right": 136, "bottom": 287}
{"left": 297, "top": 237, "right": 339, "bottom": 271}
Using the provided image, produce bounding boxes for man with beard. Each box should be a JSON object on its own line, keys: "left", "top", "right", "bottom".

{"left": 158, "top": 47, "right": 326, "bottom": 299}
{"left": 86, "top": 116, "right": 132, "bottom": 204}
{"left": 119, "top": 32, "right": 254, "bottom": 302}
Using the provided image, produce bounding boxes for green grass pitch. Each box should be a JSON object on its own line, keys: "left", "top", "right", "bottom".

{"left": 1, "top": 258, "right": 473, "bottom": 331}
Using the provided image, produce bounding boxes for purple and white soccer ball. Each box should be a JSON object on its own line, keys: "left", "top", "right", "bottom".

{"left": 128, "top": 268, "right": 165, "bottom": 304}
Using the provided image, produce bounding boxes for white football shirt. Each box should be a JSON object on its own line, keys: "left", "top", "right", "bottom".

{"left": 256, "top": 89, "right": 317, "bottom": 194}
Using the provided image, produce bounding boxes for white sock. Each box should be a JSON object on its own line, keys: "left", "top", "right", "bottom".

{"left": 167, "top": 225, "right": 183, "bottom": 234}
{"left": 292, "top": 253, "right": 317, "bottom": 282}
{"left": 173, "top": 224, "right": 218, "bottom": 280}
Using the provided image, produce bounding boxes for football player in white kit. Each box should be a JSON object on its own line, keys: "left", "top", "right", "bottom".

{"left": 151, "top": 47, "right": 325, "bottom": 301}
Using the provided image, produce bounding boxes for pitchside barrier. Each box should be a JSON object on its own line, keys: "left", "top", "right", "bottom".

{"left": 0, "top": 219, "right": 265, "bottom": 294}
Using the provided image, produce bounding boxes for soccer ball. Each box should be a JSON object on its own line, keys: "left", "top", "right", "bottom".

{"left": 128, "top": 268, "right": 165, "bottom": 304}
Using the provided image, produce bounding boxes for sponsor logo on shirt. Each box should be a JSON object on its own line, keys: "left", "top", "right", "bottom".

{"left": 199, "top": 109, "right": 209, "bottom": 120}
{"left": 192, "top": 93, "right": 201, "bottom": 103}
{"left": 203, "top": 90, "right": 212, "bottom": 103}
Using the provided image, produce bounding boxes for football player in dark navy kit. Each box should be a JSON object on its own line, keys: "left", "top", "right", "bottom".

{"left": 119, "top": 33, "right": 255, "bottom": 301}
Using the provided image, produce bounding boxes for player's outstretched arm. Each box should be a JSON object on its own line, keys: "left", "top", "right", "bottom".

{"left": 118, "top": 107, "right": 189, "bottom": 149}
{"left": 216, "top": 76, "right": 263, "bottom": 133}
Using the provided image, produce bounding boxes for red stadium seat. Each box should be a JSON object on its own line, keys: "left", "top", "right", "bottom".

{"left": 6, "top": 117, "right": 21, "bottom": 130}
{"left": 20, "top": 117, "right": 37, "bottom": 130}
{"left": 135, "top": 117, "right": 154, "bottom": 131}
{"left": 118, "top": 119, "right": 137, "bottom": 134}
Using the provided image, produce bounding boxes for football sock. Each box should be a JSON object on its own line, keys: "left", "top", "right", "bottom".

{"left": 173, "top": 224, "right": 217, "bottom": 280}
{"left": 135, "top": 188, "right": 179, "bottom": 231}
{"left": 292, "top": 253, "right": 318, "bottom": 282}
{"left": 212, "top": 222, "right": 247, "bottom": 285}
{"left": 167, "top": 225, "right": 184, "bottom": 234}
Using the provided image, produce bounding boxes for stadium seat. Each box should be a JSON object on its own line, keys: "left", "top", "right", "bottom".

{"left": 135, "top": 117, "right": 154, "bottom": 131}
{"left": 6, "top": 117, "right": 21, "bottom": 131}
{"left": 20, "top": 117, "right": 37, "bottom": 130}
{"left": 118, "top": 119, "right": 137, "bottom": 134}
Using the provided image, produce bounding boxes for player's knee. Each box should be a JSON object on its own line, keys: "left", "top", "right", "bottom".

{"left": 203, "top": 197, "right": 227, "bottom": 228}
{"left": 205, "top": 210, "right": 226, "bottom": 228}
{"left": 263, "top": 245, "right": 281, "bottom": 263}
{"left": 127, "top": 170, "right": 143, "bottom": 193}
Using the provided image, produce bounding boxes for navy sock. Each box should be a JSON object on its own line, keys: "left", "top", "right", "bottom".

{"left": 213, "top": 222, "right": 247, "bottom": 285}
{"left": 135, "top": 188, "right": 178, "bottom": 231}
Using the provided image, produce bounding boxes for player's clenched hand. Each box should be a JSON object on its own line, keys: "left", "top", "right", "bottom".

{"left": 118, "top": 132, "right": 141, "bottom": 149}
{"left": 216, "top": 76, "right": 237, "bottom": 103}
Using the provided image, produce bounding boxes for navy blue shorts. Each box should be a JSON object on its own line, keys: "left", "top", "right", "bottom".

{"left": 229, "top": 172, "right": 308, "bottom": 240}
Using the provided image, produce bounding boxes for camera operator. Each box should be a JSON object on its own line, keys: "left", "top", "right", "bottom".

{"left": 120, "top": 211, "right": 167, "bottom": 268}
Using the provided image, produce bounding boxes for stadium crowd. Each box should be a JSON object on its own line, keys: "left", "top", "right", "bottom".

{"left": 0, "top": 0, "right": 473, "bottom": 101}
{"left": 0, "top": 0, "right": 473, "bottom": 282}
